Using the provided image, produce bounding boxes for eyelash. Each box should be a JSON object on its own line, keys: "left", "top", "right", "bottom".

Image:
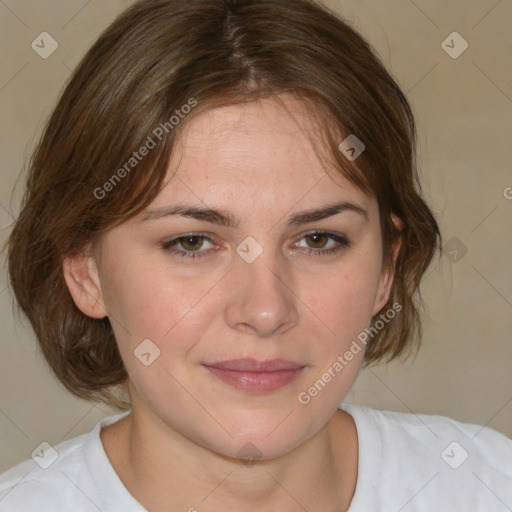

{"left": 161, "top": 230, "right": 350, "bottom": 260}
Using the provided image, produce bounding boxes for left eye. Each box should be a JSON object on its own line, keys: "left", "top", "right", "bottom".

{"left": 293, "top": 231, "right": 349, "bottom": 255}
{"left": 296, "top": 233, "right": 337, "bottom": 249}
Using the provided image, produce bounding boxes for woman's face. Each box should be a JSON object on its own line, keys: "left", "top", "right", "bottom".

{"left": 82, "top": 95, "right": 397, "bottom": 460}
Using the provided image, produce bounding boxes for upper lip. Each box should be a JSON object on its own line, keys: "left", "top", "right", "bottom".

{"left": 203, "top": 358, "right": 304, "bottom": 372}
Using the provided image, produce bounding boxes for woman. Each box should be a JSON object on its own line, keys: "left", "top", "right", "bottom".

{"left": 1, "top": 0, "right": 511, "bottom": 510}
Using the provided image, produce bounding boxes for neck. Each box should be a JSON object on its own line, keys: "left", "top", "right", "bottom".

{"left": 101, "top": 401, "right": 358, "bottom": 512}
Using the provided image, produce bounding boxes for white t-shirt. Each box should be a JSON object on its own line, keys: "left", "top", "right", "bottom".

{"left": 0, "top": 403, "right": 511, "bottom": 511}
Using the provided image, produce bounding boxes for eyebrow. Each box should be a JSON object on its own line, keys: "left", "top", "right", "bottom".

{"left": 141, "top": 201, "right": 368, "bottom": 227}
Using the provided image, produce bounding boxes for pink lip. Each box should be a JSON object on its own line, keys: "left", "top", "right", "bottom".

{"left": 202, "top": 359, "right": 305, "bottom": 392}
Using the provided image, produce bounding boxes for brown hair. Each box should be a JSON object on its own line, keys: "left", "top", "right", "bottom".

{"left": 7, "top": 0, "right": 441, "bottom": 408}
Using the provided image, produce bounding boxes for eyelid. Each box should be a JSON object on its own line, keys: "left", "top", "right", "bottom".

{"left": 162, "top": 231, "right": 215, "bottom": 245}
{"left": 292, "top": 228, "right": 348, "bottom": 243}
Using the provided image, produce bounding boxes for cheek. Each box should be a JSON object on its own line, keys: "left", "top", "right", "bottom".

{"left": 302, "top": 258, "right": 382, "bottom": 342}
{"left": 100, "top": 255, "right": 224, "bottom": 357}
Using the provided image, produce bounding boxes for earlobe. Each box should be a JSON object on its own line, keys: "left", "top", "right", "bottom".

{"left": 62, "top": 251, "right": 108, "bottom": 319}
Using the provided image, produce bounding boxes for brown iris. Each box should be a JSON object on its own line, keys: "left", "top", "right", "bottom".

{"left": 180, "top": 235, "right": 204, "bottom": 251}
{"left": 304, "top": 233, "right": 329, "bottom": 249}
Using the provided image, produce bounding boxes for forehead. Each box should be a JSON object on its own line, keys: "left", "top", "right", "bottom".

{"left": 155, "top": 95, "right": 374, "bottom": 215}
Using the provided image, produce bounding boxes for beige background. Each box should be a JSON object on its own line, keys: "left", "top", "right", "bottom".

{"left": 0, "top": 0, "right": 511, "bottom": 473}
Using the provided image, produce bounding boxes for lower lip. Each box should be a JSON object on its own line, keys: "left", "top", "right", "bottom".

{"left": 203, "top": 366, "right": 304, "bottom": 392}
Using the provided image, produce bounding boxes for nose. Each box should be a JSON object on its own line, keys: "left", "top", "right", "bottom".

{"left": 224, "top": 252, "right": 299, "bottom": 338}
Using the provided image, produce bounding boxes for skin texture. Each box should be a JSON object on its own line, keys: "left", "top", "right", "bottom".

{"left": 64, "top": 94, "right": 401, "bottom": 511}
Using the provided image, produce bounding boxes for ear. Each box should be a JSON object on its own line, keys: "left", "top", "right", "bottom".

{"left": 372, "top": 214, "right": 403, "bottom": 316}
{"left": 62, "top": 248, "right": 107, "bottom": 319}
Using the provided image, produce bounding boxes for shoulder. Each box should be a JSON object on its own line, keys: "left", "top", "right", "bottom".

{"left": 0, "top": 411, "right": 131, "bottom": 512}
{"left": 341, "top": 403, "right": 512, "bottom": 510}
{"left": 344, "top": 402, "right": 512, "bottom": 462}
{"left": 0, "top": 433, "right": 95, "bottom": 510}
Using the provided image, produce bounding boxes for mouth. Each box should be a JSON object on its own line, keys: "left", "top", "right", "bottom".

{"left": 202, "top": 359, "right": 306, "bottom": 393}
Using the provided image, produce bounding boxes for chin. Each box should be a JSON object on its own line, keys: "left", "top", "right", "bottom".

{"left": 198, "top": 412, "right": 317, "bottom": 463}
{"left": 209, "top": 435, "right": 301, "bottom": 464}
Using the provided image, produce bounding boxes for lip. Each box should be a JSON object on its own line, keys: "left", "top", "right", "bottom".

{"left": 202, "top": 358, "right": 305, "bottom": 393}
